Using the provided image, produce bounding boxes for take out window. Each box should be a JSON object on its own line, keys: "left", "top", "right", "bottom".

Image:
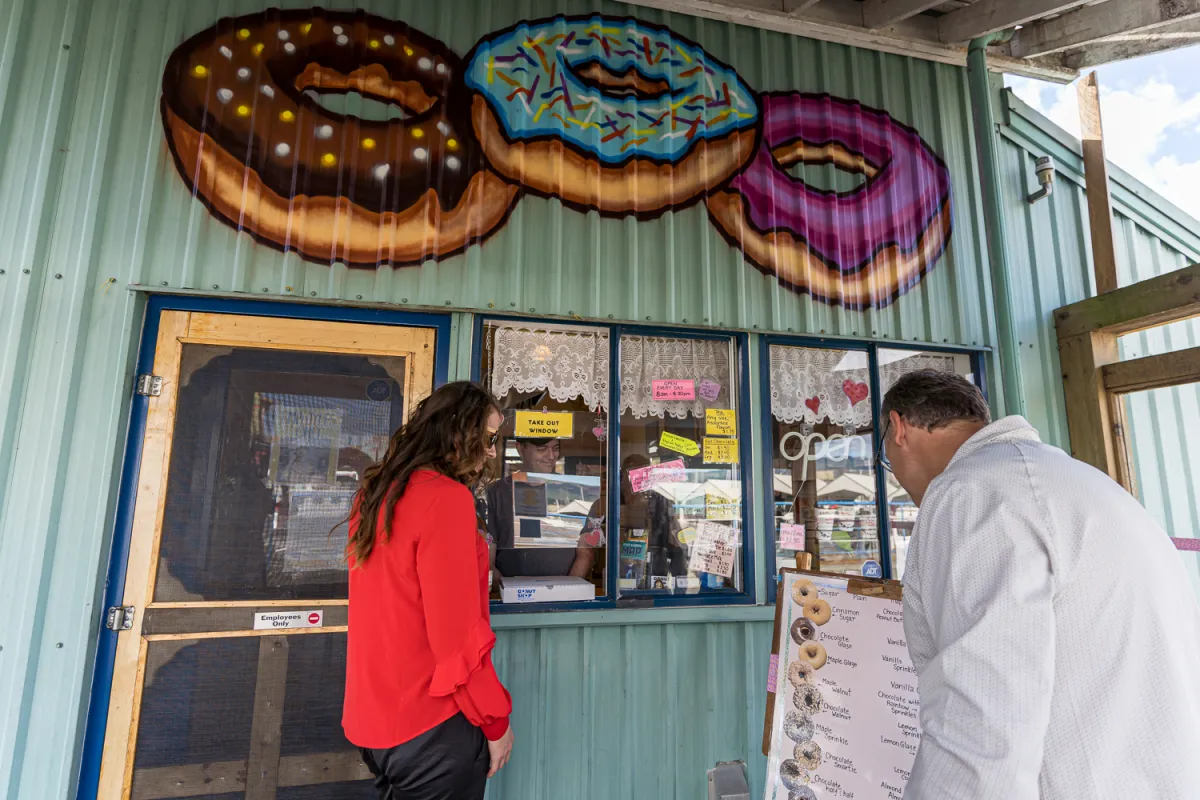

{"left": 477, "top": 319, "right": 751, "bottom": 608}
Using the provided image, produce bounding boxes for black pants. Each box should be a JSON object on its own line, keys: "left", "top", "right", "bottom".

{"left": 360, "top": 713, "right": 489, "bottom": 800}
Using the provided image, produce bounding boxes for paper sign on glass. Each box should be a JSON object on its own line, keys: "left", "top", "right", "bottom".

{"left": 779, "top": 522, "right": 806, "bottom": 550}
{"left": 628, "top": 459, "right": 687, "bottom": 493}
{"left": 515, "top": 411, "right": 573, "bottom": 439}
{"left": 658, "top": 431, "right": 699, "bottom": 457}
{"left": 699, "top": 379, "right": 722, "bottom": 403}
{"left": 706, "top": 408, "right": 737, "bottom": 436}
{"left": 620, "top": 540, "right": 648, "bottom": 561}
{"left": 705, "top": 494, "right": 737, "bottom": 520}
{"left": 703, "top": 437, "right": 740, "bottom": 464}
{"left": 652, "top": 379, "right": 696, "bottom": 401}
{"left": 690, "top": 520, "right": 737, "bottom": 578}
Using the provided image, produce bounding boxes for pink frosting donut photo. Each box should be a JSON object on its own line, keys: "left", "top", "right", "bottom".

{"left": 707, "top": 92, "right": 953, "bottom": 309}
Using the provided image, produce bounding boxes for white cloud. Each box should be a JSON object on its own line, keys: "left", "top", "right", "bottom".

{"left": 1008, "top": 75, "right": 1200, "bottom": 220}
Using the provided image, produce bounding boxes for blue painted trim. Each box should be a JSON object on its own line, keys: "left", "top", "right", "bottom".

{"left": 759, "top": 336, "right": 780, "bottom": 605}
{"left": 76, "top": 295, "right": 453, "bottom": 800}
{"left": 868, "top": 345, "right": 893, "bottom": 580}
{"left": 606, "top": 324, "right": 622, "bottom": 607}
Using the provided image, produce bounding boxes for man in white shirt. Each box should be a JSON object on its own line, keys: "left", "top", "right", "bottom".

{"left": 880, "top": 370, "right": 1200, "bottom": 799}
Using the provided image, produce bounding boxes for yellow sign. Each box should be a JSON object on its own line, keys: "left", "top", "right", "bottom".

{"left": 705, "top": 494, "right": 739, "bottom": 520}
{"left": 659, "top": 431, "right": 700, "bottom": 457}
{"left": 703, "top": 437, "right": 740, "bottom": 464}
{"left": 515, "top": 411, "right": 574, "bottom": 439}
{"left": 706, "top": 408, "right": 737, "bottom": 437}
{"left": 677, "top": 526, "right": 697, "bottom": 545}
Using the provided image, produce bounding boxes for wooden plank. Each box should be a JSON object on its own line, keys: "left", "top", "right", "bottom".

{"left": 183, "top": 312, "right": 435, "bottom": 359}
{"left": 245, "top": 636, "right": 290, "bottom": 799}
{"left": 862, "top": 0, "right": 946, "bottom": 29}
{"left": 936, "top": 0, "right": 1093, "bottom": 44}
{"left": 131, "top": 751, "right": 371, "bottom": 799}
{"left": 1077, "top": 72, "right": 1119, "bottom": 295}
{"left": 144, "top": 627, "right": 347, "bottom": 642}
{"left": 784, "top": 0, "right": 824, "bottom": 12}
{"left": 98, "top": 310, "right": 191, "bottom": 800}
{"left": 620, "top": 0, "right": 1079, "bottom": 82}
{"left": 1102, "top": 347, "right": 1200, "bottom": 394}
{"left": 1057, "top": 332, "right": 1123, "bottom": 480}
{"left": 1009, "top": 0, "right": 1200, "bottom": 58}
{"left": 1054, "top": 263, "right": 1200, "bottom": 337}
{"left": 1061, "top": 18, "right": 1200, "bottom": 68}
{"left": 142, "top": 606, "right": 348, "bottom": 635}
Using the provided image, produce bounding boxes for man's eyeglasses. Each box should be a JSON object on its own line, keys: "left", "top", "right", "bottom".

{"left": 875, "top": 418, "right": 893, "bottom": 475}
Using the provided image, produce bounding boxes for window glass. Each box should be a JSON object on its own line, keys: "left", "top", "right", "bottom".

{"left": 614, "top": 335, "right": 744, "bottom": 596}
{"left": 768, "top": 346, "right": 881, "bottom": 581}
{"left": 878, "top": 349, "right": 975, "bottom": 579}
{"left": 480, "top": 321, "right": 609, "bottom": 603}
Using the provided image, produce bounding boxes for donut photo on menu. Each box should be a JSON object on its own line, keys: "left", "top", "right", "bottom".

{"left": 706, "top": 92, "right": 954, "bottom": 309}
{"left": 159, "top": 8, "right": 518, "bottom": 266}
{"left": 463, "top": 14, "right": 760, "bottom": 218}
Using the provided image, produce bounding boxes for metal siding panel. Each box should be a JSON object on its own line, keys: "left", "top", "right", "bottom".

{"left": 488, "top": 621, "right": 772, "bottom": 799}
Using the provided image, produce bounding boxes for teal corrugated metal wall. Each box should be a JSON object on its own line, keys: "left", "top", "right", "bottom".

{"left": 0, "top": 0, "right": 1196, "bottom": 798}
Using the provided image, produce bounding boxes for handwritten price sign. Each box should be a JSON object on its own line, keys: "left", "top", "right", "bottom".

{"left": 628, "top": 459, "right": 687, "bottom": 493}
{"left": 703, "top": 437, "right": 740, "bottom": 464}
{"left": 706, "top": 408, "right": 737, "bottom": 436}
{"left": 690, "top": 521, "right": 737, "bottom": 578}
{"left": 659, "top": 431, "right": 699, "bottom": 457}
{"left": 652, "top": 380, "right": 696, "bottom": 401}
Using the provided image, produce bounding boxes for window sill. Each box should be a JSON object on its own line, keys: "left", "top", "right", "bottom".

{"left": 490, "top": 602, "right": 775, "bottom": 629}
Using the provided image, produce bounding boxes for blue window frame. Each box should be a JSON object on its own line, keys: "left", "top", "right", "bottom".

{"left": 760, "top": 336, "right": 986, "bottom": 604}
{"left": 77, "top": 296, "right": 452, "bottom": 800}
{"left": 473, "top": 315, "right": 755, "bottom": 611}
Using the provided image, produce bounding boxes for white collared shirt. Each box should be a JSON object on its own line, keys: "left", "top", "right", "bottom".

{"left": 903, "top": 416, "right": 1200, "bottom": 799}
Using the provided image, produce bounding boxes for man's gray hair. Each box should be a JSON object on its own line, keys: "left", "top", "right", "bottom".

{"left": 881, "top": 369, "right": 991, "bottom": 431}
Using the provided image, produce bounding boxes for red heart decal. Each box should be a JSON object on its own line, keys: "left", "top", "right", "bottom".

{"left": 804, "top": 396, "right": 821, "bottom": 415}
{"left": 843, "top": 380, "right": 869, "bottom": 406}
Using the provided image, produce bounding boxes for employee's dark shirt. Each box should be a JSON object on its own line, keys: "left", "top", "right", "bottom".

{"left": 486, "top": 475, "right": 578, "bottom": 577}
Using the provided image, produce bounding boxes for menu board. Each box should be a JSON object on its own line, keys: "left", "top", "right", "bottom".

{"left": 762, "top": 570, "right": 919, "bottom": 800}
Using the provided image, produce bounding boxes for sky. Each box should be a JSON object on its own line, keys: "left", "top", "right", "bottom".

{"left": 1005, "top": 46, "right": 1200, "bottom": 221}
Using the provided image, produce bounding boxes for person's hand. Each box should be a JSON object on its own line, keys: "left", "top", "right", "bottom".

{"left": 487, "top": 726, "right": 514, "bottom": 777}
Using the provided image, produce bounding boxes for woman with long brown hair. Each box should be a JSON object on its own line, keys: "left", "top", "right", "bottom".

{"left": 343, "top": 382, "right": 514, "bottom": 799}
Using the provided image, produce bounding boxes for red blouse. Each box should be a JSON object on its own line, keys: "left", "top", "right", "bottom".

{"left": 343, "top": 470, "right": 511, "bottom": 748}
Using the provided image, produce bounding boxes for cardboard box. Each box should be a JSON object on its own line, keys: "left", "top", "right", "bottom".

{"left": 499, "top": 575, "right": 596, "bottom": 604}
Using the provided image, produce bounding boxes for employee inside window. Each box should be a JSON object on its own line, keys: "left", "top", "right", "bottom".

{"left": 486, "top": 436, "right": 597, "bottom": 580}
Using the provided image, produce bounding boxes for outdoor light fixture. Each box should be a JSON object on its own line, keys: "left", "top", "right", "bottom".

{"left": 1028, "top": 155, "right": 1055, "bottom": 204}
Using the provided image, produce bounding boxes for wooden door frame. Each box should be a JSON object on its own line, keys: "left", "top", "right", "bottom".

{"left": 78, "top": 296, "right": 452, "bottom": 800}
{"left": 1054, "top": 263, "right": 1200, "bottom": 491}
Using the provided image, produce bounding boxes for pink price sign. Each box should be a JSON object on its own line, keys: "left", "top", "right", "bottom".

{"left": 652, "top": 379, "right": 696, "bottom": 401}
{"left": 628, "top": 459, "right": 687, "bottom": 493}
{"left": 780, "top": 523, "right": 806, "bottom": 551}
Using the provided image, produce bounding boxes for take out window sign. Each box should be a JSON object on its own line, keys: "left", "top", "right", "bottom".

{"left": 515, "top": 411, "right": 573, "bottom": 439}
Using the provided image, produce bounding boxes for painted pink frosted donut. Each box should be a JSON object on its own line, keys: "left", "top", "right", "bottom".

{"left": 707, "top": 92, "right": 953, "bottom": 309}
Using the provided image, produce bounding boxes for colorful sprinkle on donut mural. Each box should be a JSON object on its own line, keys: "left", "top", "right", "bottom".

{"left": 158, "top": 9, "right": 953, "bottom": 309}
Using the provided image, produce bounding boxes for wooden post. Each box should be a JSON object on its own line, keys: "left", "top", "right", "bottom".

{"left": 245, "top": 636, "right": 290, "bottom": 800}
{"left": 1077, "top": 72, "right": 1119, "bottom": 295}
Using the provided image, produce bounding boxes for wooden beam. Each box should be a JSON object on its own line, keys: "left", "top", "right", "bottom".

{"left": 937, "top": 0, "right": 1093, "bottom": 44}
{"left": 620, "top": 0, "right": 1079, "bottom": 82}
{"left": 1054, "top": 263, "right": 1200, "bottom": 338}
{"left": 784, "top": 0, "right": 824, "bottom": 12}
{"left": 862, "top": 0, "right": 945, "bottom": 29}
{"left": 1061, "top": 18, "right": 1200, "bottom": 68}
{"left": 1010, "top": 0, "right": 1200, "bottom": 58}
{"left": 131, "top": 752, "right": 371, "bottom": 799}
{"left": 245, "top": 636, "right": 289, "bottom": 799}
{"left": 1077, "top": 72, "right": 1119, "bottom": 295}
{"left": 1058, "top": 331, "right": 1124, "bottom": 481}
{"left": 1103, "top": 346, "right": 1200, "bottom": 394}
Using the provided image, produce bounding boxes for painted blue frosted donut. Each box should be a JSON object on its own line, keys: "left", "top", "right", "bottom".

{"left": 463, "top": 14, "right": 760, "bottom": 216}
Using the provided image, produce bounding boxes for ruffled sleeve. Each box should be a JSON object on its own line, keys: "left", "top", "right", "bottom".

{"left": 416, "top": 480, "right": 512, "bottom": 740}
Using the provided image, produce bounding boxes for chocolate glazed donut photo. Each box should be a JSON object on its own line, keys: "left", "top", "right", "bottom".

{"left": 160, "top": 8, "right": 518, "bottom": 266}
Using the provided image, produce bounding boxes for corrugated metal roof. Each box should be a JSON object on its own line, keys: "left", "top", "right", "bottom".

{"left": 0, "top": 1, "right": 1198, "bottom": 798}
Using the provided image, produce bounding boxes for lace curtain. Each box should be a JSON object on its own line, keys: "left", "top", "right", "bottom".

{"left": 619, "top": 336, "right": 732, "bottom": 419}
{"left": 489, "top": 325, "right": 610, "bottom": 411}
{"left": 769, "top": 346, "right": 959, "bottom": 427}
{"left": 487, "top": 326, "right": 734, "bottom": 419}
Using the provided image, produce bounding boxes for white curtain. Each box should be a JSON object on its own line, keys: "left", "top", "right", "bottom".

{"left": 489, "top": 324, "right": 610, "bottom": 411}
{"left": 619, "top": 336, "right": 732, "bottom": 419}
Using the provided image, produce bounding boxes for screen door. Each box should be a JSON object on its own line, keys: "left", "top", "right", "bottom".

{"left": 97, "top": 311, "right": 437, "bottom": 799}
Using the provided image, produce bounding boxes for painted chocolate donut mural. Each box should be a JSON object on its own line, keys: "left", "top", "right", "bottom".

{"left": 159, "top": 8, "right": 954, "bottom": 309}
